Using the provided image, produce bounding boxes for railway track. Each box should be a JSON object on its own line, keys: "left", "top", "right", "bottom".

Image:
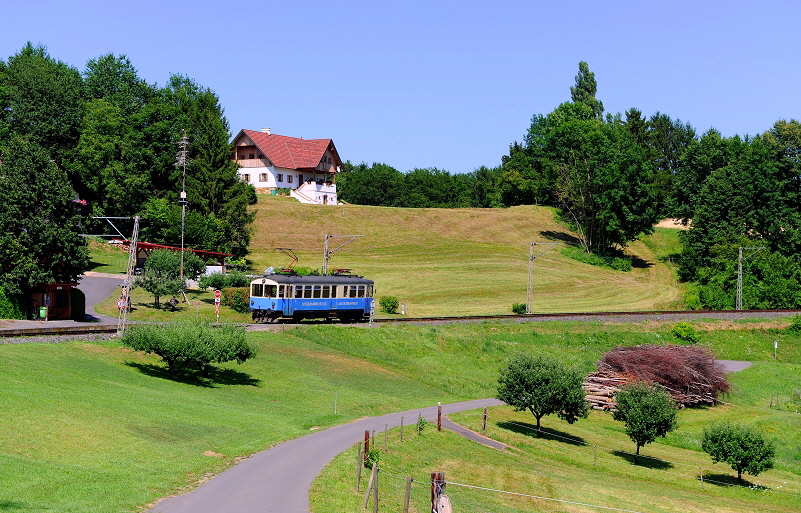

{"left": 2, "top": 308, "right": 798, "bottom": 339}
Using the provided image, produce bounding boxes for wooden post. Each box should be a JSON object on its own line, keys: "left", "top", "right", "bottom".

{"left": 482, "top": 406, "right": 488, "bottom": 431}
{"left": 356, "top": 442, "right": 363, "bottom": 492}
{"left": 384, "top": 424, "right": 388, "bottom": 452}
{"left": 437, "top": 404, "right": 442, "bottom": 432}
{"left": 400, "top": 416, "right": 404, "bottom": 442}
{"left": 363, "top": 462, "right": 378, "bottom": 509}
{"left": 431, "top": 472, "right": 445, "bottom": 513}
{"left": 403, "top": 476, "right": 412, "bottom": 513}
{"left": 373, "top": 463, "right": 379, "bottom": 513}
{"left": 364, "top": 430, "right": 370, "bottom": 466}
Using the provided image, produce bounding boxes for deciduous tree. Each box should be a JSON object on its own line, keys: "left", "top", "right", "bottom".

{"left": 702, "top": 421, "right": 775, "bottom": 482}
{"left": 613, "top": 382, "right": 678, "bottom": 457}
{"left": 496, "top": 353, "right": 589, "bottom": 431}
{"left": 0, "top": 136, "right": 89, "bottom": 298}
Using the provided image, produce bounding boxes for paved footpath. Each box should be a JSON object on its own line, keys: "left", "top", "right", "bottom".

{"left": 148, "top": 398, "right": 503, "bottom": 513}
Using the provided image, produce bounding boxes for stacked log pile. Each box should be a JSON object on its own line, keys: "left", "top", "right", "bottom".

{"left": 583, "top": 371, "right": 627, "bottom": 412}
{"left": 584, "top": 345, "right": 731, "bottom": 409}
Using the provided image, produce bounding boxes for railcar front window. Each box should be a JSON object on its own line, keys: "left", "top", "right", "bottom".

{"left": 252, "top": 284, "right": 263, "bottom": 297}
{"left": 265, "top": 285, "right": 277, "bottom": 297}
{"left": 367, "top": 285, "right": 373, "bottom": 297}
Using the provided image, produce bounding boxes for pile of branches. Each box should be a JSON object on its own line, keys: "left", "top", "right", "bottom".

{"left": 585, "top": 345, "right": 731, "bottom": 408}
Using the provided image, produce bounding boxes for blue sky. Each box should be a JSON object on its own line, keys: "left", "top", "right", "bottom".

{"left": 3, "top": 1, "right": 799, "bottom": 174}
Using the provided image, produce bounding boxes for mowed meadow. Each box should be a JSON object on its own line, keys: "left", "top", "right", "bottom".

{"left": 2, "top": 320, "right": 799, "bottom": 512}
{"left": 246, "top": 195, "right": 683, "bottom": 316}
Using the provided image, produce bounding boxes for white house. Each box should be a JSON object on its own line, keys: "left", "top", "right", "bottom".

{"left": 232, "top": 128, "right": 342, "bottom": 205}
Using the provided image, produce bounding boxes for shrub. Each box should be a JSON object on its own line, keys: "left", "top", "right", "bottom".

{"left": 417, "top": 415, "right": 428, "bottom": 434}
{"left": 364, "top": 448, "right": 381, "bottom": 469}
{"left": 511, "top": 302, "right": 527, "bottom": 314}
{"left": 671, "top": 322, "right": 699, "bottom": 344}
{"left": 199, "top": 271, "right": 250, "bottom": 291}
{"left": 121, "top": 320, "right": 255, "bottom": 379}
{"left": 0, "top": 287, "right": 25, "bottom": 319}
{"left": 379, "top": 296, "right": 399, "bottom": 314}
{"left": 222, "top": 287, "right": 250, "bottom": 313}
{"left": 199, "top": 272, "right": 226, "bottom": 291}
{"left": 784, "top": 314, "right": 801, "bottom": 335}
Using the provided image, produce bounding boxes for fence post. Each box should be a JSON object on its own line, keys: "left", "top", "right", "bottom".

{"left": 373, "top": 463, "right": 379, "bottom": 513}
{"left": 437, "top": 403, "right": 442, "bottom": 432}
{"left": 403, "top": 476, "right": 412, "bottom": 513}
{"left": 356, "top": 441, "right": 363, "bottom": 492}
{"left": 482, "top": 407, "right": 488, "bottom": 431}
{"left": 431, "top": 472, "right": 445, "bottom": 513}
{"left": 364, "top": 430, "right": 370, "bottom": 466}
{"left": 363, "top": 462, "right": 378, "bottom": 509}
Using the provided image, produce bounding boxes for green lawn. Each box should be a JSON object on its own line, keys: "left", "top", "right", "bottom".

{"left": 308, "top": 322, "right": 801, "bottom": 512}
{"left": 3, "top": 320, "right": 799, "bottom": 512}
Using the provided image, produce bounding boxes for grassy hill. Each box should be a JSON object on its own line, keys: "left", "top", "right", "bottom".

{"left": 1, "top": 320, "right": 799, "bottom": 512}
{"left": 246, "top": 195, "right": 683, "bottom": 316}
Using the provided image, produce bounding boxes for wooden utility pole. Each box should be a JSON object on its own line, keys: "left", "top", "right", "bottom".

{"left": 437, "top": 403, "right": 442, "bottom": 431}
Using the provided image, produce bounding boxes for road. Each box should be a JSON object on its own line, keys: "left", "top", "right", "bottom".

{"left": 147, "top": 399, "right": 503, "bottom": 513}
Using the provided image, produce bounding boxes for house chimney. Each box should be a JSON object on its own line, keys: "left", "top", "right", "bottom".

{"left": 261, "top": 127, "right": 271, "bottom": 135}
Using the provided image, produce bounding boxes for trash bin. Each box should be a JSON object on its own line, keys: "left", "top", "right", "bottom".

{"left": 271, "top": 189, "right": 277, "bottom": 196}
{"left": 39, "top": 306, "right": 47, "bottom": 319}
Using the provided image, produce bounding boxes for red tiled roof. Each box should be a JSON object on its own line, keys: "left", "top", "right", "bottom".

{"left": 239, "top": 130, "right": 334, "bottom": 170}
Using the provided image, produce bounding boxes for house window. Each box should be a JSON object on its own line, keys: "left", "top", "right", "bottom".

{"left": 259, "top": 173, "right": 268, "bottom": 182}
{"left": 277, "top": 173, "right": 283, "bottom": 183}
{"left": 249, "top": 153, "right": 254, "bottom": 159}
{"left": 287, "top": 175, "right": 293, "bottom": 184}
{"left": 241, "top": 174, "right": 250, "bottom": 182}
{"left": 257, "top": 153, "right": 263, "bottom": 159}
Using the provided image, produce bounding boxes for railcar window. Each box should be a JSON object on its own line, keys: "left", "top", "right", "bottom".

{"left": 357, "top": 285, "right": 366, "bottom": 298}
{"left": 278, "top": 286, "right": 285, "bottom": 298}
{"left": 252, "top": 284, "right": 263, "bottom": 297}
{"left": 322, "top": 285, "right": 330, "bottom": 299}
{"left": 265, "top": 285, "right": 277, "bottom": 297}
{"left": 313, "top": 286, "right": 321, "bottom": 298}
{"left": 295, "top": 286, "right": 303, "bottom": 298}
{"left": 348, "top": 286, "right": 358, "bottom": 298}
{"left": 304, "top": 286, "right": 313, "bottom": 299}
{"left": 367, "top": 285, "right": 373, "bottom": 297}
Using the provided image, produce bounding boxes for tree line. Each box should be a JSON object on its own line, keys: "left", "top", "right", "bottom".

{"left": 0, "top": 43, "right": 254, "bottom": 299}
{"left": 338, "top": 61, "right": 801, "bottom": 309}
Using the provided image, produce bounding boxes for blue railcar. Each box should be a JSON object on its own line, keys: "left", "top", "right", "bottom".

{"left": 249, "top": 273, "right": 374, "bottom": 323}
